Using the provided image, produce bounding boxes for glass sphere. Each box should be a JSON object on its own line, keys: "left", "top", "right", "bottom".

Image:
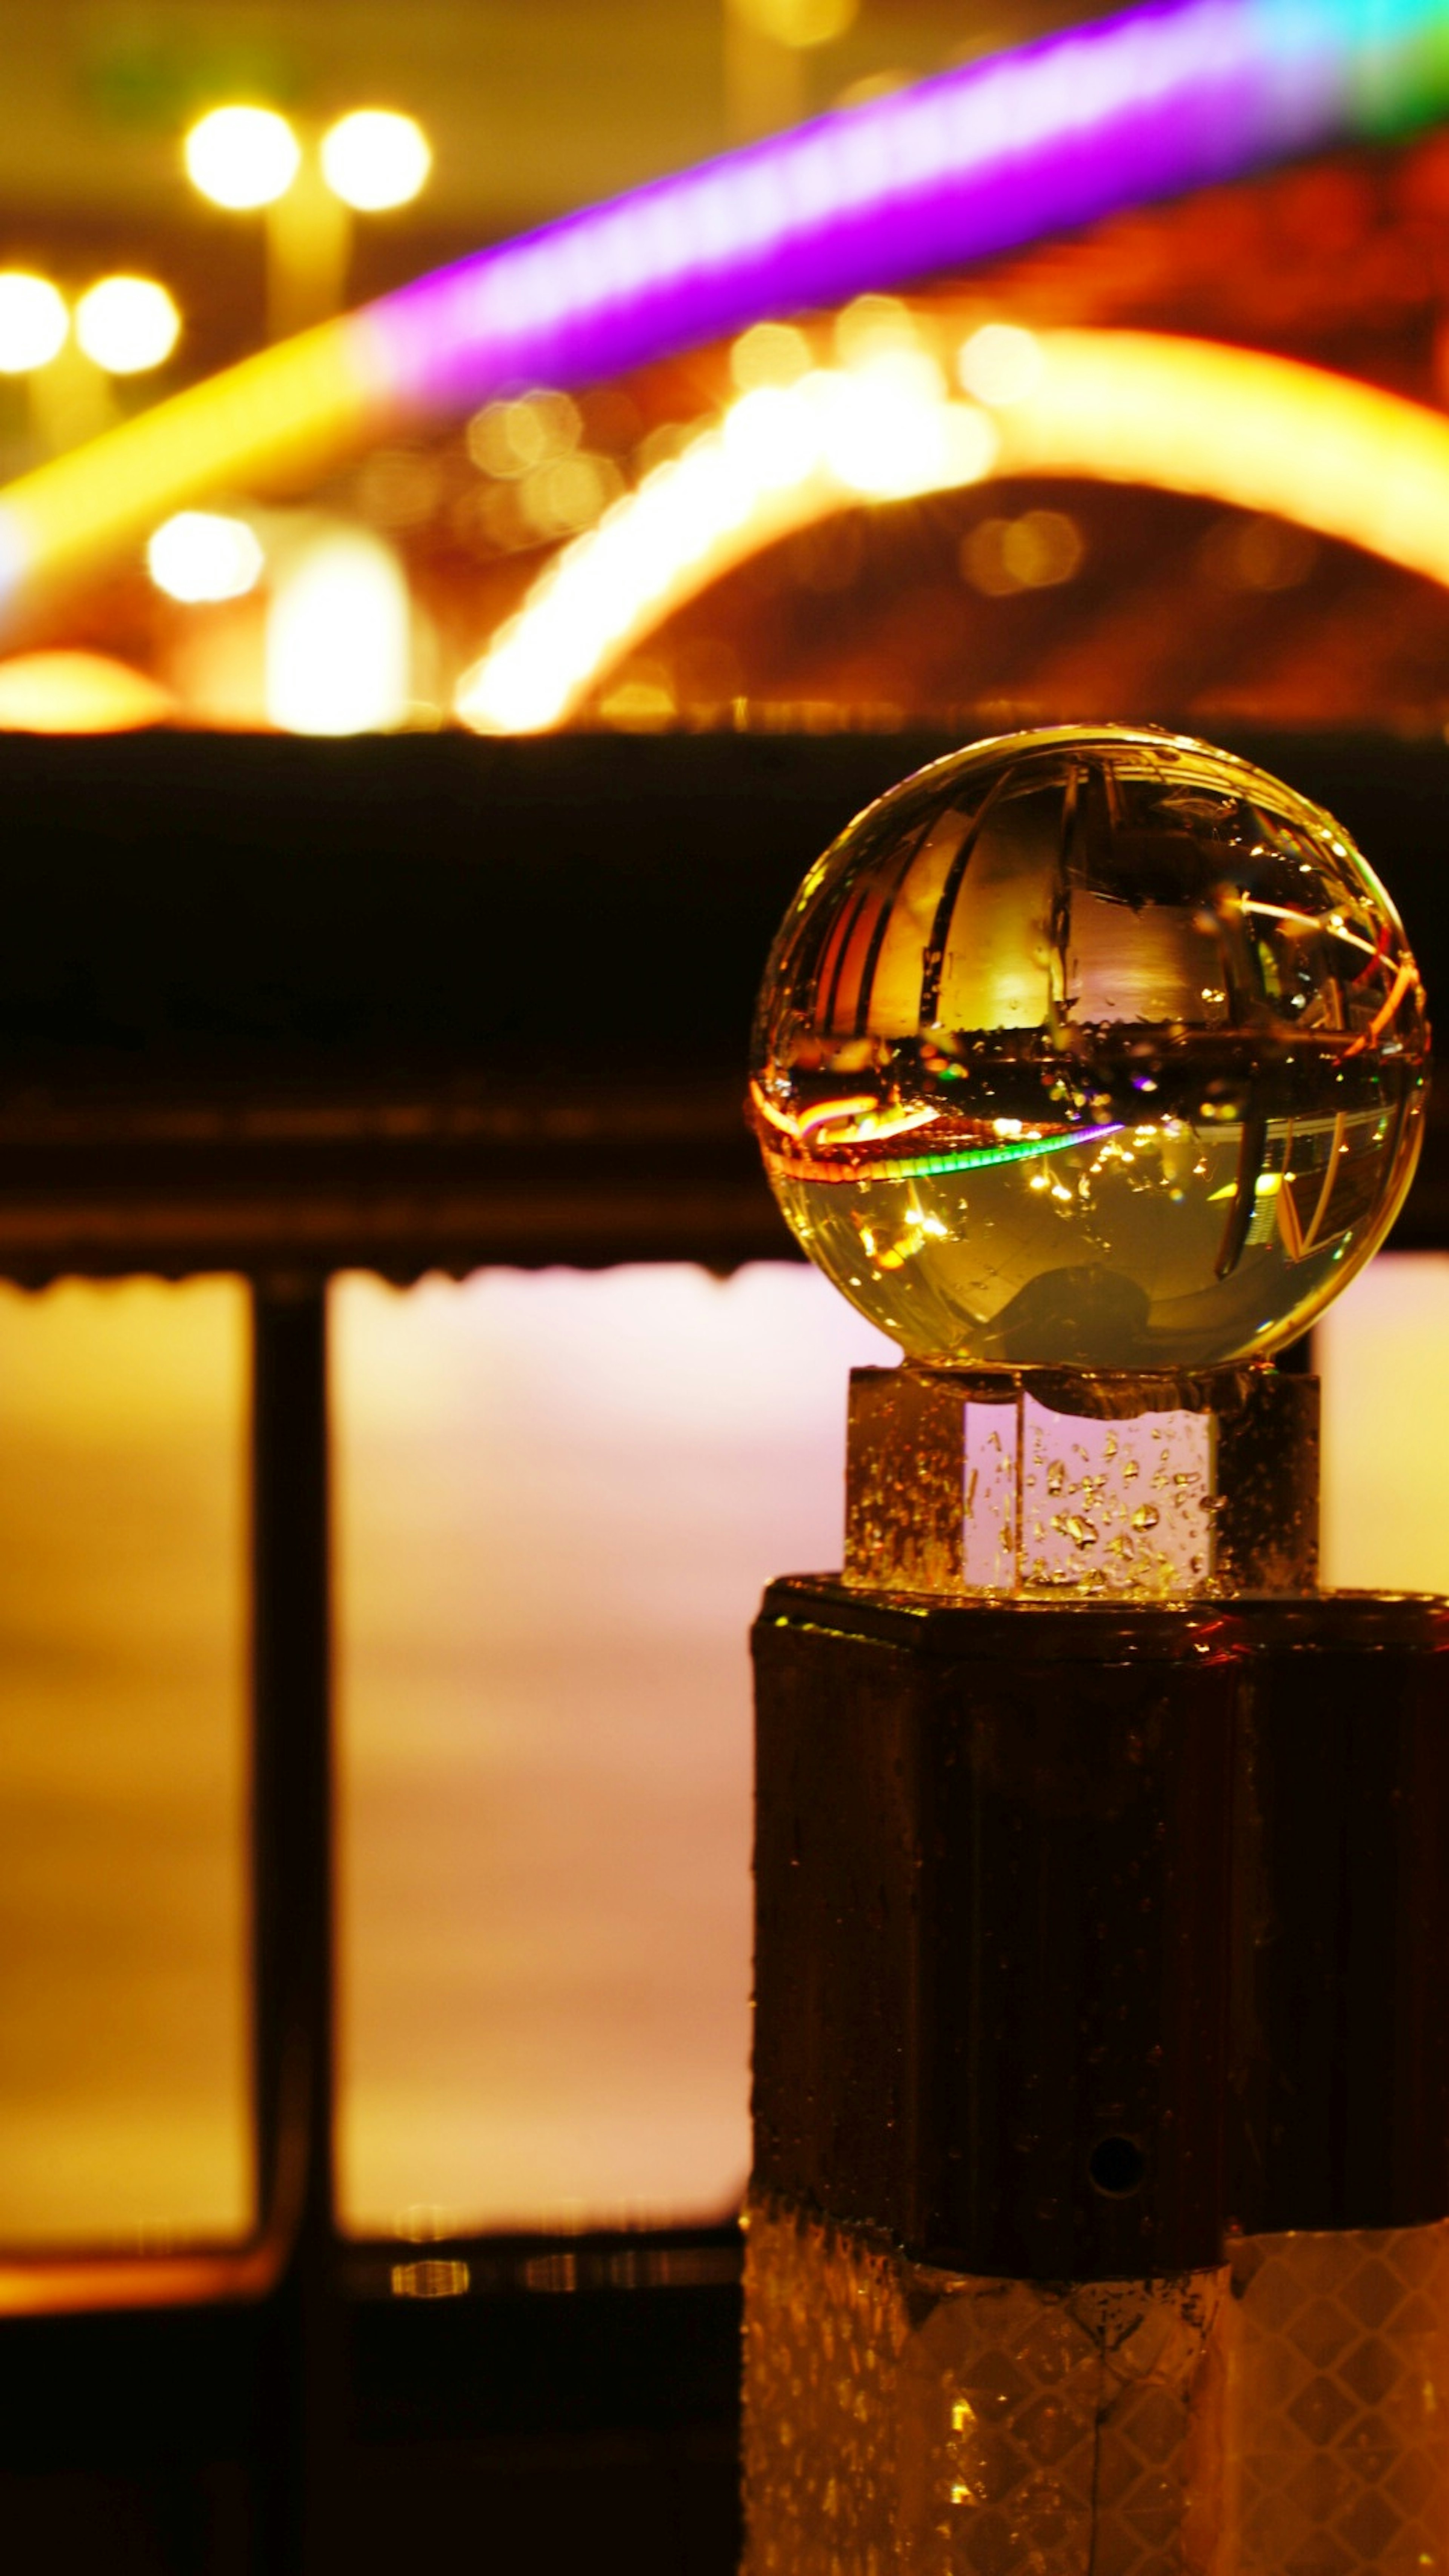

{"left": 751, "top": 726, "right": 1429, "bottom": 1370}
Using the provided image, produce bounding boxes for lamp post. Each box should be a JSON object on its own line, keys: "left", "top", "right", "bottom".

{"left": 183, "top": 103, "right": 431, "bottom": 343}
{"left": 723, "top": 0, "right": 860, "bottom": 143}
{"left": 0, "top": 268, "right": 179, "bottom": 463}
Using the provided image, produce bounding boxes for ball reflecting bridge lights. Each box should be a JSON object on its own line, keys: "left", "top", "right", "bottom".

{"left": 750, "top": 727, "right": 1429, "bottom": 1372}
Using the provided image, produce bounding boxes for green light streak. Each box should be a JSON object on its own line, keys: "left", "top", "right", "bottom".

{"left": 771, "top": 1121, "right": 1124, "bottom": 1184}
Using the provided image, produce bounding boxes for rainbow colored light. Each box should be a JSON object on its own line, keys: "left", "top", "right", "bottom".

{"left": 5, "top": 0, "right": 1449, "bottom": 626}
{"left": 761, "top": 1124, "right": 1127, "bottom": 1185}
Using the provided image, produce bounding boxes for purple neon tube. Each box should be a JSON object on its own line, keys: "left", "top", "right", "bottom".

{"left": 358, "top": 0, "right": 1422, "bottom": 417}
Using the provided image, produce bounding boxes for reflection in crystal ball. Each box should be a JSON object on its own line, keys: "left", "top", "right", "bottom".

{"left": 751, "top": 727, "right": 1429, "bottom": 1370}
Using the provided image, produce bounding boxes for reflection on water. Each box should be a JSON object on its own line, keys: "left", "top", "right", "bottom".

{"left": 0, "top": 1278, "right": 249, "bottom": 2249}
{"left": 334, "top": 1264, "right": 891, "bottom": 2236}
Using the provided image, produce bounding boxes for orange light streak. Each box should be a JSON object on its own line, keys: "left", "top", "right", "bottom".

{"left": 1342, "top": 957, "right": 1422, "bottom": 1058}
{"left": 461, "top": 330, "right": 1449, "bottom": 732}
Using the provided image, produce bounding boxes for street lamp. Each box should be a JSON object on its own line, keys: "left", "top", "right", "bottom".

{"left": 74, "top": 278, "right": 181, "bottom": 377}
{"left": 724, "top": 0, "right": 860, "bottom": 142}
{"left": 0, "top": 273, "right": 68, "bottom": 375}
{"left": 0, "top": 270, "right": 180, "bottom": 461}
{"left": 184, "top": 107, "right": 301, "bottom": 212}
{"left": 182, "top": 102, "right": 432, "bottom": 341}
{"left": 319, "top": 112, "right": 431, "bottom": 215}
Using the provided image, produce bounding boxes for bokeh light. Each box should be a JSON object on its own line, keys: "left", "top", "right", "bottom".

{"left": 459, "top": 327, "right": 1449, "bottom": 733}
{"left": 6, "top": 0, "right": 1449, "bottom": 627}
{"left": 320, "top": 110, "right": 432, "bottom": 213}
{"left": 728, "top": 0, "right": 859, "bottom": 45}
{"left": 184, "top": 107, "right": 301, "bottom": 212}
{"left": 0, "top": 273, "right": 67, "bottom": 375}
{"left": 960, "top": 508, "right": 1084, "bottom": 595}
{"left": 147, "top": 512, "right": 264, "bottom": 606}
{"left": 74, "top": 278, "right": 180, "bottom": 377}
{"left": 730, "top": 323, "right": 813, "bottom": 393}
{"left": 264, "top": 526, "right": 410, "bottom": 734}
{"left": 455, "top": 363, "right": 996, "bottom": 734}
{"left": 0, "top": 651, "right": 174, "bottom": 732}
{"left": 1198, "top": 512, "right": 1320, "bottom": 593}
{"left": 958, "top": 323, "right": 1045, "bottom": 406}
{"left": 466, "top": 391, "right": 581, "bottom": 479}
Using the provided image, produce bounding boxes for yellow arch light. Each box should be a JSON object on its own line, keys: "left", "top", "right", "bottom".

{"left": 457, "top": 330, "right": 1449, "bottom": 732}
{"left": 459, "top": 354, "right": 995, "bottom": 734}
{"left": 986, "top": 330, "right": 1449, "bottom": 588}
{"left": 0, "top": 326, "right": 374, "bottom": 616}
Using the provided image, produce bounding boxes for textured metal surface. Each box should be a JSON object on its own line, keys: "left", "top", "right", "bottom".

{"left": 744, "top": 2200, "right": 1449, "bottom": 2573}
{"left": 743, "top": 2196, "right": 1227, "bottom": 2574}
{"left": 1229, "top": 2223, "right": 1449, "bottom": 2575}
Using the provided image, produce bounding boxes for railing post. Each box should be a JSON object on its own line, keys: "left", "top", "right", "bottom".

{"left": 250, "top": 1274, "right": 335, "bottom": 2571}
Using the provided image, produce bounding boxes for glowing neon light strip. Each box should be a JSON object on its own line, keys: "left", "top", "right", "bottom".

{"left": 6, "top": 0, "right": 1449, "bottom": 626}
{"left": 766, "top": 1123, "right": 1125, "bottom": 1185}
{"left": 459, "top": 332, "right": 1449, "bottom": 729}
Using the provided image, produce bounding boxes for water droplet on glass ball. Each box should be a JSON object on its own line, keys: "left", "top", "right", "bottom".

{"left": 750, "top": 726, "right": 1428, "bottom": 1367}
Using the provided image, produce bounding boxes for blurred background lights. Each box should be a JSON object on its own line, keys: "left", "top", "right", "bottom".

{"left": 961, "top": 508, "right": 1085, "bottom": 595}
{"left": 74, "top": 278, "right": 180, "bottom": 378}
{"left": 5, "top": 3, "right": 1449, "bottom": 628}
{"left": 456, "top": 363, "right": 998, "bottom": 734}
{"left": 731, "top": 323, "right": 813, "bottom": 392}
{"left": 835, "top": 294, "right": 919, "bottom": 369}
{"left": 466, "top": 391, "right": 581, "bottom": 479}
{"left": 814, "top": 356, "right": 969, "bottom": 495}
{"left": 723, "top": 384, "right": 821, "bottom": 488}
{"left": 727, "top": 0, "right": 860, "bottom": 44}
{"left": 320, "top": 110, "right": 432, "bottom": 214}
{"left": 1198, "top": 511, "right": 1320, "bottom": 593}
{"left": 460, "top": 389, "right": 624, "bottom": 549}
{"left": 147, "top": 512, "right": 264, "bottom": 606}
{"left": 0, "top": 651, "right": 173, "bottom": 733}
{"left": 456, "top": 323, "right": 1449, "bottom": 737}
{"left": 184, "top": 106, "right": 301, "bottom": 211}
{"left": 264, "top": 526, "right": 410, "bottom": 735}
{"left": 958, "top": 322, "right": 1045, "bottom": 406}
{"left": 0, "top": 273, "right": 68, "bottom": 375}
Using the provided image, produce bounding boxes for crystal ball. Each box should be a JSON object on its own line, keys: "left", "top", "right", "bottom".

{"left": 751, "top": 726, "right": 1429, "bottom": 1370}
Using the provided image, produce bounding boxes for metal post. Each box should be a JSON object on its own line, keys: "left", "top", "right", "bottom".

{"left": 249, "top": 1275, "right": 335, "bottom": 2572}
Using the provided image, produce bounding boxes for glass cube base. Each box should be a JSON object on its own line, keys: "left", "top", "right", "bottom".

{"left": 844, "top": 1362, "right": 1318, "bottom": 1599}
